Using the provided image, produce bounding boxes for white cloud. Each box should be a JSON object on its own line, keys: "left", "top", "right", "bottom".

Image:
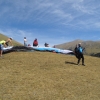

{"left": 0, "top": 0, "right": 98, "bottom": 27}
{"left": 0, "top": 0, "right": 100, "bottom": 44}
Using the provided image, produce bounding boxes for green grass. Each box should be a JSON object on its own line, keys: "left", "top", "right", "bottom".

{"left": 0, "top": 51, "right": 100, "bottom": 100}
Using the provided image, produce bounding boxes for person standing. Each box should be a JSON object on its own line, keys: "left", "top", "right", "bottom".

{"left": 77, "top": 43, "right": 85, "bottom": 66}
{"left": 24, "top": 37, "right": 27, "bottom": 46}
{"left": 33, "top": 38, "right": 38, "bottom": 46}
{"left": 0, "top": 44, "right": 3, "bottom": 57}
{"left": 0, "top": 40, "right": 6, "bottom": 57}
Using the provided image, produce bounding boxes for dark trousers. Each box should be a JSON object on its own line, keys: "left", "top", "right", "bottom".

{"left": 77, "top": 53, "right": 84, "bottom": 64}
{"left": 33, "top": 44, "right": 38, "bottom": 46}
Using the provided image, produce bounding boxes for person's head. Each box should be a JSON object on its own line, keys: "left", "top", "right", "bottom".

{"left": 10, "top": 37, "right": 13, "bottom": 40}
{"left": 24, "top": 37, "right": 26, "bottom": 39}
{"left": 34, "top": 38, "right": 37, "bottom": 41}
{"left": 78, "top": 43, "right": 81, "bottom": 47}
{"left": 28, "top": 44, "right": 31, "bottom": 46}
{"left": 76, "top": 44, "right": 78, "bottom": 47}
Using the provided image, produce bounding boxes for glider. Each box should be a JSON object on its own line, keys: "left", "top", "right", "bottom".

{"left": 2, "top": 46, "right": 74, "bottom": 55}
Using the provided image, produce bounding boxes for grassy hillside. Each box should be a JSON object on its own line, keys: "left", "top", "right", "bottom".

{"left": 0, "top": 33, "right": 22, "bottom": 46}
{"left": 0, "top": 51, "right": 100, "bottom": 100}
{"left": 55, "top": 39, "right": 83, "bottom": 49}
{"left": 55, "top": 39, "right": 100, "bottom": 55}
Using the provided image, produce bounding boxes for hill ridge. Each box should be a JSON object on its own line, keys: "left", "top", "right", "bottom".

{"left": 55, "top": 39, "right": 100, "bottom": 55}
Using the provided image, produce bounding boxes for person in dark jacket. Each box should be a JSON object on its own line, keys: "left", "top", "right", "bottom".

{"left": 33, "top": 38, "right": 38, "bottom": 46}
{"left": 76, "top": 43, "right": 85, "bottom": 66}
{"left": 44, "top": 43, "right": 49, "bottom": 47}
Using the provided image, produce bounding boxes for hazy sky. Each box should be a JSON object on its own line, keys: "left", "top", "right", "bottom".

{"left": 0, "top": 0, "right": 100, "bottom": 46}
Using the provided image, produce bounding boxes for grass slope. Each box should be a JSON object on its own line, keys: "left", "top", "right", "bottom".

{"left": 0, "top": 51, "right": 100, "bottom": 100}
{"left": 55, "top": 39, "right": 100, "bottom": 55}
{"left": 0, "top": 33, "right": 22, "bottom": 46}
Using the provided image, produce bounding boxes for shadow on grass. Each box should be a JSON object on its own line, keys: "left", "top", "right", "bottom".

{"left": 65, "top": 61, "right": 77, "bottom": 65}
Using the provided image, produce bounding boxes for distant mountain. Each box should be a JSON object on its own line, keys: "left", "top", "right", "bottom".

{"left": 0, "top": 33, "right": 22, "bottom": 46}
{"left": 55, "top": 39, "right": 100, "bottom": 55}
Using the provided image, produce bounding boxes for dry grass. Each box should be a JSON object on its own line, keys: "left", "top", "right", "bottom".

{"left": 0, "top": 33, "right": 22, "bottom": 46}
{"left": 0, "top": 51, "right": 100, "bottom": 100}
